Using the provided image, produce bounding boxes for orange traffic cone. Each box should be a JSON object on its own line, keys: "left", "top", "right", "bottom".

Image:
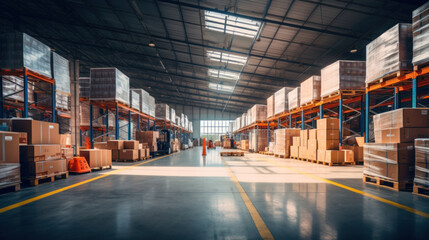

{"left": 68, "top": 157, "right": 91, "bottom": 174}
{"left": 202, "top": 138, "right": 207, "bottom": 156}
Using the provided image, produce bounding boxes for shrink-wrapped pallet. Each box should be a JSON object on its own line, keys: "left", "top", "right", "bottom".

{"left": 90, "top": 68, "right": 129, "bottom": 105}
{"left": 2, "top": 75, "right": 34, "bottom": 103}
{"left": 250, "top": 104, "right": 267, "bottom": 124}
{"left": 52, "top": 52, "right": 70, "bottom": 94}
{"left": 149, "top": 96, "right": 155, "bottom": 117}
{"left": 79, "top": 101, "right": 114, "bottom": 127}
{"left": 267, "top": 95, "right": 274, "bottom": 118}
{"left": 155, "top": 104, "right": 170, "bottom": 121}
{"left": 412, "top": 2, "right": 429, "bottom": 66}
{"left": 79, "top": 77, "right": 90, "bottom": 99}
{"left": 184, "top": 115, "right": 188, "bottom": 130}
{"left": 373, "top": 108, "right": 429, "bottom": 130}
{"left": 249, "top": 129, "right": 268, "bottom": 152}
{"left": 181, "top": 113, "right": 185, "bottom": 127}
{"left": 119, "top": 119, "right": 133, "bottom": 140}
{"left": 321, "top": 60, "right": 366, "bottom": 97}
{"left": 130, "top": 88, "right": 146, "bottom": 113}
{"left": 241, "top": 113, "right": 247, "bottom": 127}
{"left": 300, "top": 76, "right": 321, "bottom": 105}
{"left": 415, "top": 138, "right": 429, "bottom": 187}
{"left": 363, "top": 143, "right": 415, "bottom": 182}
{"left": 0, "top": 163, "right": 20, "bottom": 188}
{"left": 170, "top": 108, "right": 176, "bottom": 123}
{"left": 274, "top": 87, "right": 289, "bottom": 115}
{"left": 176, "top": 116, "right": 180, "bottom": 126}
{"left": 247, "top": 108, "right": 252, "bottom": 126}
{"left": 273, "top": 128, "right": 300, "bottom": 157}
{"left": 366, "top": 24, "right": 413, "bottom": 84}
{"left": 288, "top": 87, "right": 300, "bottom": 110}
{"left": 0, "top": 32, "right": 51, "bottom": 78}
{"left": 130, "top": 89, "right": 141, "bottom": 111}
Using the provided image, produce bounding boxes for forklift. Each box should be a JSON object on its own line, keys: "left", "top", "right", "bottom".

{"left": 151, "top": 129, "right": 173, "bottom": 156}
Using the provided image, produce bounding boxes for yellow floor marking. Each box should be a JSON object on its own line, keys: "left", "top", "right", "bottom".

{"left": 261, "top": 157, "right": 429, "bottom": 219}
{"left": 0, "top": 154, "right": 173, "bottom": 214}
{"left": 221, "top": 157, "right": 274, "bottom": 240}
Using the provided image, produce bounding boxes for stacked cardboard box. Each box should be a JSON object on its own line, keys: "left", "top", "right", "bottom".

{"left": 12, "top": 119, "right": 67, "bottom": 180}
{"left": 273, "top": 128, "right": 300, "bottom": 157}
{"left": 80, "top": 149, "right": 112, "bottom": 168}
{"left": 415, "top": 139, "right": 429, "bottom": 188}
{"left": 366, "top": 23, "right": 413, "bottom": 84}
{"left": 316, "top": 118, "right": 343, "bottom": 165}
{"left": 267, "top": 95, "right": 274, "bottom": 118}
{"left": 107, "top": 140, "right": 141, "bottom": 161}
{"left": 241, "top": 140, "right": 249, "bottom": 150}
{"left": 135, "top": 131, "right": 159, "bottom": 152}
{"left": 364, "top": 108, "right": 429, "bottom": 182}
{"left": 223, "top": 139, "right": 231, "bottom": 148}
{"left": 288, "top": 87, "right": 300, "bottom": 110}
{"left": 321, "top": 60, "right": 366, "bottom": 97}
{"left": 412, "top": 2, "right": 429, "bottom": 66}
{"left": 274, "top": 87, "right": 289, "bottom": 115}
{"left": 249, "top": 129, "right": 268, "bottom": 152}
{"left": 90, "top": 68, "right": 130, "bottom": 105}
{"left": 0, "top": 131, "right": 21, "bottom": 189}
{"left": 250, "top": 104, "right": 267, "bottom": 124}
{"left": 156, "top": 104, "right": 170, "bottom": 121}
{"left": 268, "top": 142, "right": 275, "bottom": 153}
{"left": 300, "top": 75, "right": 321, "bottom": 105}
{"left": 290, "top": 136, "right": 300, "bottom": 158}
{"left": 60, "top": 134, "right": 73, "bottom": 166}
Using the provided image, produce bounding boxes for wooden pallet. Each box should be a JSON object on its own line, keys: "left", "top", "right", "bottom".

{"left": 413, "top": 184, "right": 429, "bottom": 198}
{"left": 321, "top": 89, "right": 365, "bottom": 100}
{"left": 91, "top": 165, "right": 113, "bottom": 171}
{"left": 363, "top": 174, "right": 413, "bottom": 191}
{"left": 24, "top": 172, "right": 69, "bottom": 186}
{"left": 365, "top": 70, "right": 412, "bottom": 88}
{"left": 114, "top": 159, "right": 140, "bottom": 162}
{"left": 301, "top": 99, "right": 320, "bottom": 107}
{"left": 343, "top": 161, "right": 356, "bottom": 166}
{"left": 220, "top": 151, "right": 244, "bottom": 157}
{"left": 274, "top": 154, "right": 287, "bottom": 158}
{"left": 0, "top": 182, "right": 21, "bottom": 194}
{"left": 414, "top": 62, "right": 429, "bottom": 71}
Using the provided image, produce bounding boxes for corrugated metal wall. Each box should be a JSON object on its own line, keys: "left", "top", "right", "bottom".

{"left": 169, "top": 104, "right": 241, "bottom": 138}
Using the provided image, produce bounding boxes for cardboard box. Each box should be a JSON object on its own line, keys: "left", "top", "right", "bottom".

{"left": 0, "top": 131, "right": 20, "bottom": 163}
{"left": 292, "top": 137, "right": 300, "bottom": 146}
{"left": 60, "top": 134, "right": 71, "bottom": 148}
{"left": 364, "top": 143, "right": 415, "bottom": 165}
{"left": 325, "top": 150, "right": 344, "bottom": 164}
{"left": 119, "top": 149, "right": 139, "bottom": 161}
{"left": 61, "top": 148, "right": 73, "bottom": 160}
{"left": 80, "top": 149, "right": 111, "bottom": 168}
{"left": 307, "top": 139, "right": 317, "bottom": 160}
{"left": 146, "top": 148, "right": 150, "bottom": 158}
{"left": 11, "top": 119, "right": 59, "bottom": 144}
{"left": 317, "top": 129, "right": 339, "bottom": 141}
{"left": 300, "top": 130, "right": 309, "bottom": 147}
{"left": 267, "top": 95, "right": 274, "bottom": 118}
{"left": 290, "top": 146, "right": 299, "bottom": 158}
{"left": 112, "top": 149, "right": 120, "bottom": 161}
{"left": 309, "top": 129, "right": 317, "bottom": 140}
{"left": 317, "top": 118, "right": 339, "bottom": 130}
{"left": 343, "top": 149, "right": 354, "bottom": 163}
{"left": 317, "top": 149, "right": 325, "bottom": 162}
{"left": 298, "top": 146, "right": 307, "bottom": 159}
{"left": 374, "top": 128, "right": 429, "bottom": 143}
{"left": 20, "top": 144, "right": 61, "bottom": 162}
{"left": 21, "top": 158, "right": 67, "bottom": 177}
{"left": 135, "top": 131, "right": 159, "bottom": 152}
{"left": 107, "top": 140, "right": 124, "bottom": 150}
{"left": 16, "top": 132, "right": 27, "bottom": 144}
{"left": 364, "top": 161, "right": 414, "bottom": 182}
{"left": 94, "top": 142, "right": 108, "bottom": 149}
{"left": 342, "top": 145, "right": 363, "bottom": 163}
{"left": 300, "top": 75, "right": 321, "bottom": 105}
{"left": 124, "top": 140, "right": 139, "bottom": 149}
{"left": 355, "top": 137, "right": 365, "bottom": 147}
{"left": 373, "top": 108, "right": 429, "bottom": 130}
{"left": 273, "top": 128, "right": 300, "bottom": 156}
{"left": 318, "top": 140, "right": 339, "bottom": 150}
{"left": 139, "top": 148, "right": 146, "bottom": 159}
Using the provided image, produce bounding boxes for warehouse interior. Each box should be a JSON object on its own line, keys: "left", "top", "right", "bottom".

{"left": 1, "top": 0, "right": 429, "bottom": 239}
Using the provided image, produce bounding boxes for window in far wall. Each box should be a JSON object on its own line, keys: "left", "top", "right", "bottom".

{"left": 200, "top": 120, "right": 234, "bottom": 141}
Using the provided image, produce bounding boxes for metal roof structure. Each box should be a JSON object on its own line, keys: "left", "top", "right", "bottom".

{"left": 0, "top": 0, "right": 426, "bottom": 113}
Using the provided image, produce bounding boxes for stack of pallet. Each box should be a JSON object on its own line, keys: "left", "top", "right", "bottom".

{"left": 273, "top": 128, "right": 300, "bottom": 157}
{"left": 249, "top": 129, "right": 268, "bottom": 152}
{"left": 14, "top": 119, "right": 68, "bottom": 186}
{"left": 364, "top": 108, "right": 429, "bottom": 190}
{"left": 90, "top": 68, "right": 130, "bottom": 106}
{"left": 156, "top": 104, "right": 170, "bottom": 121}
{"left": 274, "top": 87, "right": 289, "bottom": 116}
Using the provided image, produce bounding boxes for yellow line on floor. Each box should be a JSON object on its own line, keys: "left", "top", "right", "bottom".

{"left": 261, "top": 157, "right": 429, "bottom": 219}
{"left": 0, "top": 154, "right": 173, "bottom": 214}
{"left": 221, "top": 157, "right": 274, "bottom": 240}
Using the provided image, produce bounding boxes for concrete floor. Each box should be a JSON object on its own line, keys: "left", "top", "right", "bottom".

{"left": 0, "top": 147, "right": 429, "bottom": 239}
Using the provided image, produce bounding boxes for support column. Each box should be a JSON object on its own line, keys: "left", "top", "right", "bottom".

{"left": 289, "top": 114, "right": 292, "bottom": 128}
{"left": 365, "top": 92, "right": 370, "bottom": 143}
{"left": 115, "top": 104, "right": 119, "bottom": 140}
{"left": 90, "top": 104, "right": 93, "bottom": 149}
{"left": 360, "top": 95, "right": 365, "bottom": 136}
{"left": 137, "top": 115, "right": 140, "bottom": 131}
{"left": 256, "top": 125, "right": 259, "bottom": 153}
{"left": 128, "top": 110, "right": 131, "bottom": 140}
{"left": 277, "top": 117, "right": 280, "bottom": 129}
{"left": 319, "top": 104, "right": 323, "bottom": 119}
{"left": 70, "top": 60, "right": 80, "bottom": 155}
{"left": 394, "top": 87, "right": 399, "bottom": 110}
{"left": 106, "top": 107, "right": 109, "bottom": 137}
{"left": 301, "top": 110, "right": 305, "bottom": 130}
{"left": 23, "top": 73, "right": 28, "bottom": 118}
{"left": 412, "top": 78, "right": 418, "bottom": 108}
{"left": 0, "top": 76, "right": 3, "bottom": 118}
{"left": 339, "top": 96, "right": 343, "bottom": 148}
{"left": 267, "top": 121, "right": 270, "bottom": 147}
{"left": 52, "top": 83, "right": 56, "bottom": 123}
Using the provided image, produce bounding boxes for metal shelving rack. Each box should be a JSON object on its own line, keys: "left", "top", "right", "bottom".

{"left": 233, "top": 121, "right": 277, "bottom": 152}
{"left": 154, "top": 118, "right": 193, "bottom": 147}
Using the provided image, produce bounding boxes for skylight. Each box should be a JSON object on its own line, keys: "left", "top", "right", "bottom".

{"left": 207, "top": 50, "right": 248, "bottom": 66}
{"left": 204, "top": 11, "right": 261, "bottom": 38}
{"left": 208, "top": 69, "right": 240, "bottom": 81}
{"left": 209, "top": 83, "right": 234, "bottom": 92}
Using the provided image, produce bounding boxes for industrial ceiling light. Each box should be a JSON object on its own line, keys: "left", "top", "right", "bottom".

{"left": 204, "top": 10, "right": 261, "bottom": 39}
{"left": 350, "top": 49, "right": 358, "bottom": 53}
{"left": 148, "top": 39, "right": 155, "bottom": 47}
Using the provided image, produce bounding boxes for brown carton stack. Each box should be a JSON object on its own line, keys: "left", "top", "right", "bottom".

{"left": 250, "top": 104, "right": 267, "bottom": 124}
{"left": 274, "top": 87, "right": 290, "bottom": 115}
{"left": 241, "top": 140, "right": 249, "bottom": 150}
{"left": 316, "top": 118, "right": 343, "bottom": 164}
{"left": 59, "top": 134, "right": 73, "bottom": 166}
{"left": 12, "top": 119, "right": 67, "bottom": 181}
{"left": 300, "top": 76, "right": 321, "bottom": 105}
{"left": 120, "top": 140, "right": 140, "bottom": 161}
{"left": 223, "top": 139, "right": 231, "bottom": 148}
{"left": 288, "top": 87, "right": 301, "bottom": 110}
{"left": 0, "top": 131, "right": 21, "bottom": 189}
{"left": 414, "top": 139, "right": 429, "bottom": 189}
{"left": 135, "top": 131, "right": 159, "bottom": 152}
{"left": 107, "top": 140, "right": 124, "bottom": 161}
{"left": 307, "top": 129, "right": 318, "bottom": 161}
{"left": 273, "top": 128, "right": 300, "bottom": 157}
{"left": 249, "top": 129, "right": 268, "bottom": 152}
{"left": 267, "top": 95, "right": 274, "bottom": 119}
{"left": 364, "top": 108, "right": 429, "bottom": 184}
{"left": 79, "top": 149, "right": 112, "bottom": 169}
{"left": 321, "top": 60, "right": 366, "bottom": 97}
{"left": 290, "top": 136, "right": 300, "bottom": 158}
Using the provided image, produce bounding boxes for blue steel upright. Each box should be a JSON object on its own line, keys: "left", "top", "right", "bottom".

{"left": 0, "top": 76, "right": 3, "bottom": 118}
{"left": 412, "top": 78, "right": 418, "bottom": 108}
{"left": 90, "top": 104, "right": 93, "bottom": 148}
{"left": 301, "top": 110, "right": 305, "bottom": 130}
{"left": 128, "top": 110, "right": 131, "bottom": 140}
{"left": 319, "top": 104, "right": 323, "bottom": 119}
{"left": 365, "top": 92, "right": 370, "bottom": 143}
{"left": 289, "top": 115, "right": 292, "bottom": 128}
{"left": 23, "top": 74, "right": 28, "bottom": 118}
{"left": 52, "top": 84, "right": 56, "bottom": 123}
{"left": 115, "top": 105, "right": 119, "bottom": 140}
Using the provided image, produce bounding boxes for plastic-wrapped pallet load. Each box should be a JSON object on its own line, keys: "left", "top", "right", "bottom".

{"left": 184, "top": 115, "right": 188, "bottom": 130}
{"left": 273, "top": 128, "right": 300, "bottom": 157}
{"left": 250, "top": 104, "right": 267, "bottom": 124}
{"left": 52, "top": 52, "right": 70, "bottom": 94}
{"left": 249, "top": 129, "right": 268, "bottom": 152}
{"left": 0, "top": 32, "right": 51, "bottom": 78}
{"left": 228, "top": 122, "right": 233, "bottom": 133}
{"left": 130, "top": 88, "right": 145, "bottom": 113}
{"left": 79, "top": 77, "right": 90, "bottom": 99}
{"left": 90, "top": 68, "right": 130, "bottom": 105}
{"left": 288, "top": 87, "right": 300, "bottom": 110}
{"left": 176, "top": 116, "right": 180, "bottom": 126}
{"left": 181, "top": 113, "right": 185, "bottom": 127}
{"left": 247, "top": 108, "right": 252, "bottom": 126}
{"left": 412, "top": 2, "right": 429, "bottom": 66}
{"left": 119, "top": 119, "right": 133, "bottom": 140}
{"left": 321, "top": 60, "right": 366, "bottom": 97}
{"left": 241, "top": 113, "right": 247, "bottom": 127}
{"left": 415, "top": 138, "right": 429, "bottom": 187}
{"left": 300, "top": 75, "right": 321, "bottom": 105}
{"left": 274, "top": 87, "right": 289, "bottom": 115}
{"left": 366, "top": 23, "right": 413, "bottom": 84}
{"left": 155, "top": 103, "right": 170, "bottom": 121}
{"left": 149, "top": 96, "right": 155, "bottom": 117}
{"left": 129, "top": 89, "right": 141, "bottom": 111}
{"left": 267, "top": 95, "right": 274, "bottom": 118}
{"left": 171, "top": 108, "right": 176, "bottom": 123}
{"left": 2, "top": 75, "right": 35, "bottom": 103}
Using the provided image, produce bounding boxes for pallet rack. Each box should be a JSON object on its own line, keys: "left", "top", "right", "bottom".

{"left": 154, "top": 118, "right": 193, "bottom": 148}
{"left": 233, "top": 121, "right": 277, "bottom": 151}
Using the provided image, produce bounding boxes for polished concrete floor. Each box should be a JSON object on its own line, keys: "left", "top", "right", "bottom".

{"left": 0, "top": 147, "right": 429, "bottom": 239}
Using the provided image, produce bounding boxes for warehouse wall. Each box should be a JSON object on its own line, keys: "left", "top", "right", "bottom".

{"left": 169, "top": 104, "right": 241, "bottom": 139}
